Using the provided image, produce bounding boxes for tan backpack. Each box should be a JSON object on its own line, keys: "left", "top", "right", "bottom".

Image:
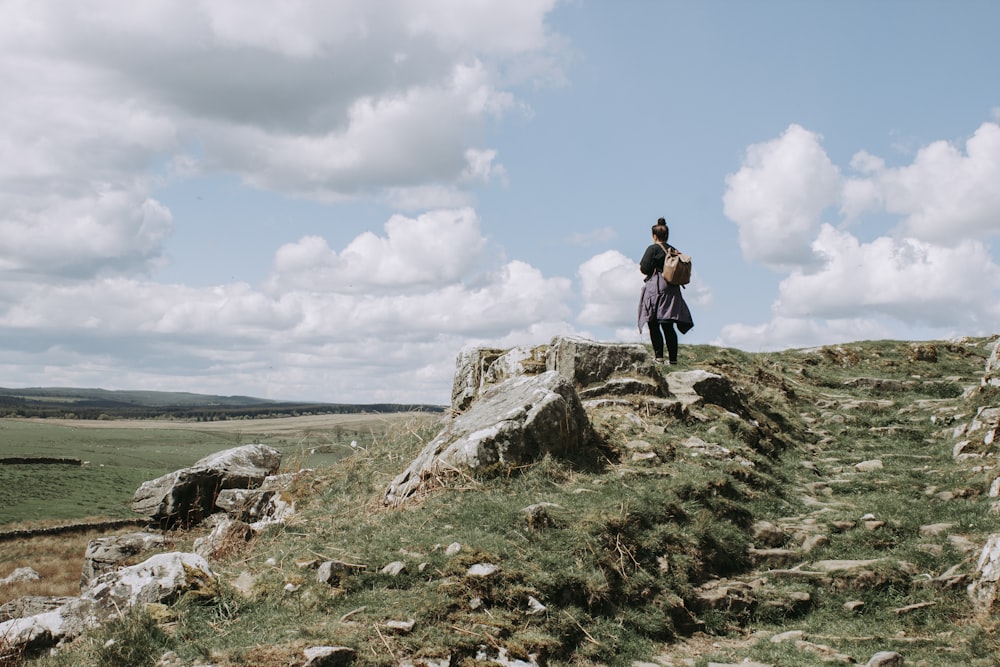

{"left": 658, "top": 244, "right": 691, "bottom": 286}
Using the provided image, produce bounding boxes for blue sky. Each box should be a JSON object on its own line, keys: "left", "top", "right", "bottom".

{"left": 2, "top": 0, "right": 999, "bottom": 404}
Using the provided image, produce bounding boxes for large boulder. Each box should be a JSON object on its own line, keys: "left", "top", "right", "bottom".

{"left": 451, "top": 336, "right": 665, "bottom": 413}
{"left": 0, "top": 598, "right": 97, "bottom": 657}
{"left": 84, "top": 551, "right": 218, "bottom": 610}
{"left": 546, "top": 336, "right": 660, "bottom": 390}
{"left": 131, "top": 444, "right": 282, "bottom": 527}
{"left": 81, "top": 532, "right": 165, "bottom": 588}
{"left": 386, "top": 371, "right": 597, "bottom": 506}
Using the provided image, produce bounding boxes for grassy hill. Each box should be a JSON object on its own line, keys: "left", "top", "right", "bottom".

{"left": 7, "top": 337, "right": 1000, "bottom": 666}
{"left": 0, "top": 386, "right": 444, "bottom": 420}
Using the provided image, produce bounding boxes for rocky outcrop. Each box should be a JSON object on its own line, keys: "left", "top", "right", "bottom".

{"left": 0, "top": 552, "right": 217, "bottom": 657}
{"left": 385, "top": 371, "right": 597, "bottom": 506}
{"left": 131, "top": 444, "right": 282, "bottom": 527}
{"left": 451, "top": 336, "right": 664, "bottom": 412}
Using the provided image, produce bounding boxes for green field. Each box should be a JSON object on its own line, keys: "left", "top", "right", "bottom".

{"left": 0, "top": 413, "right": 434, "bottom": 526}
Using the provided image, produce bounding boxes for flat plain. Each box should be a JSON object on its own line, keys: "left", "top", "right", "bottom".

{"left": 0, "top": 412, "right": 440, "bottom": 527}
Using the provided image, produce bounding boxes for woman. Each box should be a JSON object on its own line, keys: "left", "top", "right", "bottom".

{"left": 638, "top": 221, "right": 693, "bottom": 364}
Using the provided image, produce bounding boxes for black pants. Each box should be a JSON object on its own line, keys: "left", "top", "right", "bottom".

{"left": 648, "top": 319, "right": 678, "bottom": 362}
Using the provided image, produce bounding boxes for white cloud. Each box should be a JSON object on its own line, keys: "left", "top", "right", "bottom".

{"left": 0, "top": 207, "right": 579, "bottom": 403}
{"left": 0, "top": 0, "right": 566, "bottom": 281}
{"left": 266, "top": 208, "right": 490, "bottom": 294}
{"left": 873, "top": 122, "right": 1000, "bottom": 242}
{"left": 774, "top": 225, "right": 1000, "bottom": 326}
{"left": 715, "top": 316, "right": 895, "bottom": 353}
{"left": 720, "top": 120, "right": 1000, "bottom": 352}
{"left": 723, "top": 124, "right": 841, "bottom": 269}
{"left": 576, "top": 250, "right": 640, "bottom": 327}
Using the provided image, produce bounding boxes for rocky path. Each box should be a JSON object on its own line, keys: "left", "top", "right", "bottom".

{"left": 636, "top": 344, "right": 1000, "bottom": 667}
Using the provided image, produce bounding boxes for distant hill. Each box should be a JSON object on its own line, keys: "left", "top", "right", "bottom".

{"left": 0, "top": 386, "right": 444, "bottom": 420}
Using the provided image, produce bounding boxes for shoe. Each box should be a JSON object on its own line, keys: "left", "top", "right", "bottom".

{"left": 667, "top": 360, "right": 677, "bottom": 365}
{"left": 654, "top": 356, "right": 664, "bottom": 362}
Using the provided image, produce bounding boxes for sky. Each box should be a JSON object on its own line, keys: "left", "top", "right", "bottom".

{"left": 2, "top": 0, "right": 1000, "bottom": 405}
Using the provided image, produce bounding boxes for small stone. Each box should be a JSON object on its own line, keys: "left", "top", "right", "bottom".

{"left": 801, "top": 534, "right": 829, "bottom": 553}
{"left": 844, "top": 599, "right": 864, "bottom": 613}
{"left": 855, "top": 459, "right": 883, "bottom": 473}
{"left": 384, "top": 618, "right": 415, "bottom": 633}
{"left": 526, "top": 595, "right": 547, "bottom": 615}
{"left": 303, "top": 645, "right": 356, "bottom": 667}
{"left": 469, "top": 596, "right": 483, "bottom": 610}
{"left": 865, "top": 650, "right": 904, "bottom": 667}
{"left": 919, "top": 522, "right": 955, "bottom": 536}
{"left": 445, "top": 542, "right": 462, "bottom": 556}
{"left": 770, "top": 630, "right": 805, "bottom": 643}
{"left": 466, "top": 563, "right": 498, "bottom": 577}
{"left": 231, "top": 571, "right": 256, "bottom": 597}
{"left": 0, "top": 567, "right": 40, "bottom": 586}
{"left": 380, "top": 561, "right": 407, "bottom": 576}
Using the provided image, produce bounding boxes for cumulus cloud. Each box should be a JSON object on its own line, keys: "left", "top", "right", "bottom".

{"left": 0, "top": 0, "right": 565, "bottom": 280}
{"left": 267, "top": 208, "right": 490, "bottom": 294}
{"left": 0, "top": 1, "right": 574, "bottom": 401}
{"left": 774, "top": 225, "right": 1000, "bottom": 325}
{"left": 576, "top": 251, "right": 639, "bottom": 327}
{"left": 0, "top": 207, "right": 581, "bottom": 403}
{"left": 720, "top": 120, "right": 1000, "bottom": 352}
{"left": 868, "top": 122, "right": 1000, "bottom": 242}
{"left": 723, "top": 124, "right": 841, "bottom": 269}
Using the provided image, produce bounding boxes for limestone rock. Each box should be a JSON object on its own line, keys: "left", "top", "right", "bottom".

{"left": 81, "top": 532, "right": 165, "bottom": 587}
{"left": 385, "top": 371, "right": 596, "bottom": 506}
{"left": 85, "top": 551, "right": 218, "bottom": 610}
{"left": 193, "top": 518, "right": 255, "bottom": 559}
{"left": 0, "top": 597, "right": 98, "bottom": 658}
{"left": 969, "top": 533, "right": 1000, "bottom": 612}
{"left": 547, "top": 336, "right": 663, "bottom": 390}
{"left": 865, "top": 651, "right": 904, "bottom": 667}
{"left": 0, "top": 567, "right": 40, "bottom": 586}
{"left": 664, "top": 370, "right": 747, "bottom": 414}
{"left": 982, "top": 337, "right": 1000, "bottom": 388}
{"left": 316, "top": 560, "right": 365, "bottom": 586}
{"left": 131, "top": 444, "right": 282, "bottom": 527}
{"left": 302, "top": 645, "right": 356, "bottom": 667}
{"left": 0, "top": 596, "right": 77, "bottom": 623}
{"left": 452, "top": 345, "right": 539, "bottom": 412}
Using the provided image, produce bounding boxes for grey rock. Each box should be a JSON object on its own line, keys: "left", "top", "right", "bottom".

{"left": 317, "top": 560, "right": 365, "bottom": 586}
{"left": 193, "top": 518, "right": 255, "bottom": 559}
{"left": 381, "top": 561, "right": 407, "bottom": 576}
{"left": 546, "top": 336, "right": 661, "bottom": 391}
{"left": 865, "top": 650, "right": 904, "bottom": 667}
{"left": 969, "top": 533, "right": 1000, "bottom": 612}
{"left": 0, "top": 596, "right": 77, "bottom": 623}
{"left": 303, "top": 645, "right": 356, "bottom": 667}
{"left": 85, "top": 552, "right": 218, "bottom": 611}
{"left": 81, "top": 532, "right": 165, "bottom": 587}
{"left": 131, "top": 444, "right": 282, "bottom": 527}
{"left": 385, "top": 371, "right": 596, "bottom": 506}
{"left": 0, "top": 567, "right": 40, "bottom": 586}
{"left": 664, "top": 369, "right": 747, "bottom": 414}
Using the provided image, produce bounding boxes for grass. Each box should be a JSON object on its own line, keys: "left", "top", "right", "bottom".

{"left": 0, "top": 413, "right": 435, "bottom": 526}
{"left": 5, "top": 337, "right": 1000, "bottom": 665}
